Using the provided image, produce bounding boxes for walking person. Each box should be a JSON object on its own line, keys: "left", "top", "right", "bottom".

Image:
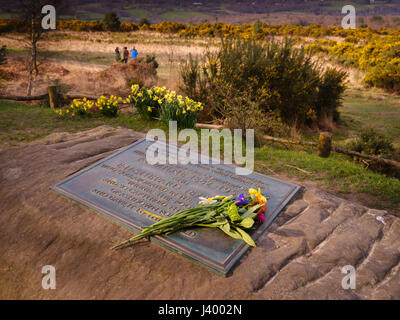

{"left": 122, "top": 47, "right": 129, "bottom": 64}
{"left": 115, "top": 47, "right": 121, "bottom": 62}
{"left": 130, "top": 46, "right": 138, "bottom": 60}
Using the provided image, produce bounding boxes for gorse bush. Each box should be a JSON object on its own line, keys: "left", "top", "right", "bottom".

{"left": 180, "top": 38, "right": 347, "bottom": 129}
{"left": 126, "top": 84, "right": 203, "bottom": 128}
{"left": 306, "top": 36, "right": 400, "bottom": 92}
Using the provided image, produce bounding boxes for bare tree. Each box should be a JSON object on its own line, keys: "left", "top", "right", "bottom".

{"left": 17, "top": 0, "right": 68, "bottom": 96}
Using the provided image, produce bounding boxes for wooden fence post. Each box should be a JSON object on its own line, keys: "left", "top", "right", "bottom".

{"left": 47, "top": 86, "right": 59, "bottom": 108}
{"left": 318, "top": 132, "right": 332, "bottom": 158}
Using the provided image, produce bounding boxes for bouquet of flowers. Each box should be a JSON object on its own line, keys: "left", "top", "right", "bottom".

{"left": 112, "top": 188, "right": 268, "bottom": 250}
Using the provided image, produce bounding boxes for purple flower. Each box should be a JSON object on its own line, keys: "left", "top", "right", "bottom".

{"left": 235, "top": 194, "right": 248, "bottom": 206}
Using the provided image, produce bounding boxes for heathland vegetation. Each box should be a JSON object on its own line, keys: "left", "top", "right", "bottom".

{"left": 1, "top": 19, "right": 399, "bottom": 92}
{"left": 1, "top": 16, "right": 400, "bottom": 213}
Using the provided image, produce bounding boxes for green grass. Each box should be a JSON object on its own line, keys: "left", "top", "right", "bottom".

{"left": 255, "top": 145, "right": 400, "bottom": 211}
{"left": 159, "top": 10, "right": 213, "bottom": 21}
{"left": 1, "top": 99, "right": 399, "bottom": 213}
{"left": 0, "top": 100, "right": 164, "bottom": 146}
{"left": 336, "top": 89, "right": 400, "bottom": 149}
{"left": 124, "top": 9, "right": 150, "bottom": 19}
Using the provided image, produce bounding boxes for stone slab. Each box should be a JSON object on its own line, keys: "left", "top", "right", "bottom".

{"left": 51, "top": 138, "right": 300, "bottom": 276}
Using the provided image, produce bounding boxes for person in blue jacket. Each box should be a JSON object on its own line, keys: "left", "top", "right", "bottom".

{"left": 130, "top": 46, "right": 138, "bottom": 59}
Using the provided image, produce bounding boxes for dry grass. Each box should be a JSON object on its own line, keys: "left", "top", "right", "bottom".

{"left": 0, "top": 55, "right": 157, "bottom": 97}
{"left": 0, "top": 31, "right": 218, "bottom": 94}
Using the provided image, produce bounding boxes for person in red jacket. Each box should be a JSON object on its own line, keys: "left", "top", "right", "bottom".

{"left": 122, "top": 47, "right": 129, "bottom": 63}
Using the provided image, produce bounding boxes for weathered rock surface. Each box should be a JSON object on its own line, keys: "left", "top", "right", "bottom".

{"left": 0, "top": 126, "right": 399, "bottom": 299}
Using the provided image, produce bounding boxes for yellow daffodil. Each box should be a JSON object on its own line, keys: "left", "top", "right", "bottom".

{"left": 249, "top": 188, "right": 261, "bottom": 199}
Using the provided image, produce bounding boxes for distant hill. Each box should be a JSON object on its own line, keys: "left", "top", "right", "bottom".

{"left": 1, "top": 0, "right": 399, "bottom": 25}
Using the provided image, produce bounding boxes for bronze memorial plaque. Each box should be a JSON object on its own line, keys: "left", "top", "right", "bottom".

{"left": 52, "top": 138, "right": 300, "bottom": 276}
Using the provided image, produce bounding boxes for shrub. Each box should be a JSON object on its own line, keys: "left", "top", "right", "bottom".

{"left": 346, "top": 128, "right": 398, "bottom": 176}
{"left": 179, "top": 54, "right": 209, "bottom": 106}
{"left": 138, "top": 18, "right": 150, "bottom": 27}
{"left": 253, "top": 20, "right": 263, "bottom": 34}
{"left": 347, "top": 128, "right": 394, "bottom": 158}
{"left": 364, "top": 63, "right": 400, "bottom": 91}
{"left": 120, "top": 22, "right": 139, "bottom": 32}
{"left": 103, "top": 12, "right": 121, "bottom": 32}
{"left": 315, "top": 68, "right": 347, "bottom": 122}
{"left": 144, "top": 54, "right": 159, "bottom": 74}
{"left": 180, "top": 38, "right": 347, "bottom": 130}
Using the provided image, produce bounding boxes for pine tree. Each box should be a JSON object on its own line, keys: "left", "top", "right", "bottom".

{"left": 103, "top": 12, "right": 121, "bottom": 31}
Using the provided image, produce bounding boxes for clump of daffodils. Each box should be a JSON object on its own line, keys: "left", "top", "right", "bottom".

{"left": 55, "top": 97, "right": 94, "bottom": 117}
{"left": 125, "top": 84, "right": 166, "bottom": 120}
{"left": 55, "top": 95, "right": 121, "bottom": 118}
{"left": 161, "top": 90, "right": 203, "bottom": 128}
{"left": 126, "top": 84, "right": 203, "bottom": 128}
{"left": 96, "top": 95, "right": 121, "bottom": 117}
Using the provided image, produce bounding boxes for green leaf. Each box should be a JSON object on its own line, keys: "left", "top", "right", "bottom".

{"left": 196, "top": 220, "right": 228, "bottom": 228}
{"left": 227, "top": 203, "right": 242, "bottom": 222}
{"left": 216, "top": 217, "right": 228, "bottom": 224}
{"left": 239, "top": 217, "right": 255, "bottom": 229}
{"left": 220, "top": 221, "right": 231, "bottom": 233}
{"left": 241, "top": 203, "right": 263, "bottom": 219}
{"left": 218, "top": 222, "right": 244, "bottom": 240}
{"left": 234, "top": 227, "right": 256, "bottom": 247}
{"left": 203, "top": 210, "right": 217, "bottom": 220}
{"left": 221, "top": 195, "right": 233, "bottom": 203}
